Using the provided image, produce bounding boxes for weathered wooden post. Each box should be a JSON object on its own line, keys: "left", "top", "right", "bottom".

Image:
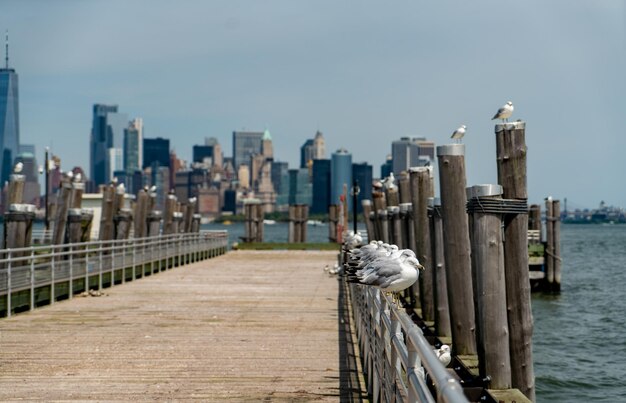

{"left": 288, "top": 204, "right": 297, "bottom": 243}
{"left": 495, "top": 121, "right": 534, "bottom": 400}
{"left": 52, "top": 177, "right": 72, "bottom": 245}
{"left": 172, "top": 211, "right": 184, "bottom": 234}
{"left": 399, "top": 203, "right": 412, "bottom": 251}
{"left": 410, "top": 167, "right": 435, "bottom": 322}
{"left": 428, "top": 197, "right": 451, "bottom": 338}
{"left": 191, "top": 214, "right": 201, "bottom": 233}
{"left": 437, "top": 144, "right": 477, "bottom": 356}
{"left": 299, "top": 204, "right": 309, "bottom": 243}
{"left": 162, "top": 194, "right": 178, "bottom": 235}
{"left": 388, "top": 206, "right": 402, "bottom": 248}
{"left": 69, "top": 179, "right": 84, "bottom": 209}
{"left": 256, "top": 203, "right": 265, "bottom": 242}
{"left": 183, "top": 198, "right": 196, "bottom": 233}
{"left": 372, "top": 190, "right": 386, "bottom": 242}
{"left": 386, "top": 185, "right": 400, "bottom": 208}
{"left": 328, "top": 204, "right": 338, "bottom": 242}
{"left": 67, "top": 208, "right": 84, "bottom": 244}
{"left": 528, "top": 204, "right": 541, "bottom": 234}
{"left": 147, "top": 211, "right": 162, "bottom": 237}
{"left": 114, "top": 210, "right": 133, "bottom": 239}
{"left": 6, "top": 173, "right": 25, "bottom": 208}
{"left": 398, "top": 172, "right": 411, "bottom": 204}
{"left": 80, "top": 209, "right": 94, "bottom": 242}
{"left": 378, "top": 209, "right": 389, "bottom": 244}
{"left": 361, "top": 200, "right": 375, "bottom": 242}
{"left": 99, "top": 185, "right": 115, "bottom": 241}
{"left": 552, "top": 200, "right": 561, "bottom": 292}
{"left": 3, "top": 204, "right": 36, "bottom": 252}
{"left": 134, "top": 190, "right": 149, "bottom": 238}
{"left": 467, "top": 184, "right": 512, "bottom": 389}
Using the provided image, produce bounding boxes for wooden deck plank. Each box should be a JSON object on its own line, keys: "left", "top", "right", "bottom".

{"left": 0, "top": 250, "right": 365, "bottom": 401}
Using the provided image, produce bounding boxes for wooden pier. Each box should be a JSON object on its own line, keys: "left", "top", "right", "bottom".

{"left": 0, "top": 250, "right": 366, "bottom": 401}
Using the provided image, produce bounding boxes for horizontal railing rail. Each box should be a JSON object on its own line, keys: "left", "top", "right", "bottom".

{"left": 350, "top": 283, "right": 468, "bottom": 403}
{"left": 0, "top": 230, "right": 228, "bottom": 317}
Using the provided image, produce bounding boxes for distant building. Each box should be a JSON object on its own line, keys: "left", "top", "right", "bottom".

{"left": 352, "top": 162, "right": 372, "bottom": 214}
{"left": 0, "top": 36, "right": 20, "bottom": 186}
{"left": 288, "top": 168, "right": 312, "bottom": 205}
{"left": 232, "top": 130, "right": 263, "bottom": 171}
{"left": 391, "top": 137, "right": 434, "bottom": 174}
{"left": 90, "top": 104, "right": 128, "bottom": 187}
{"left": 380, "top": 154, "right": 393, "bottom": 178}
{"left": 331, "top": 148, "right": 353, "bottom": 212}
{"left": 300, "top": 139, "right": 314, "bottom": 169}
{"left": 124, "top": 118, "right": 143, "bottom": 172}
{"left": 271, "top": 161, "right": 288, "bottom": 196}
{"left": 143, "top": 137, "right": 170, "bottom": 169}
{"left": 14, "top": 151, "right": 39, "bottom": 206}
{"left": 311, "top": 159, "right": 331, "bottom": 214}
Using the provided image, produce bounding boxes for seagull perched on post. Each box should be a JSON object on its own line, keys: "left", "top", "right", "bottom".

{"left": 492, "top": 101, "right": 514, "bottom": 122}
{"left": 13, "top": 162, "right": 23, "bottom": 174}
{"left": 345, "top": 242, "right": 424, "bottom": 305}
{"left": 451, "top": 125, "right": 466, "bottom": 143}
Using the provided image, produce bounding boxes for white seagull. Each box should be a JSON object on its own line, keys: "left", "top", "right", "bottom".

{"left": 492, "top": 101, "right": 514, "bottom": 122}
{"left": 13, "top": 162, "right": 23, "bottom": 174}
{"left": 434, "top": 344, "right": 452, "bottom": 367}
{"left": 451, "top": 125, "right": 466, "bottom": 143}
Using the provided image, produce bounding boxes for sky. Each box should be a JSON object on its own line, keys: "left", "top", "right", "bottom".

{"left": 2, "top": 1, "right": 625, "bottom": 209}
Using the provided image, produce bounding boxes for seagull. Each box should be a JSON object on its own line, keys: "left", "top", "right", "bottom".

{"left": 149, "top": 185, "right": 157, "bottom": 193}
{"left": 74, "top": 172, "right": 82, "bottom": 182}
{"left": 323, "top": 264, "right": 330, "bottom": 272}
{"left": 381, "top": 173, "right": 396, "bottom": 190}
{"left": 434, "top": 344, "right": 452, "bottom": 367}
{"left": 451, "top": 125, "right": 467, "bottom": 143}
{"left": 492, "top": 101, "right": 514, "bottom": 122}
{"left": 13, "top": 162, "right": 23, "bottom": 174}
{"left": 346, "top": 243, "right": 424, "bottom": 304}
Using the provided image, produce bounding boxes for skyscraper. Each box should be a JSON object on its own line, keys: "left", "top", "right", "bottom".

{"left": 124, "top": 118, "right": 143, "bottom": 172}
{"left": 90, "top": 104, "right": 127, "bottom": 187}
{"left": 300, "top": 131, "right": 326, "bottom": 169}
{"left": 143, "top": 137, "right": 170, "bottom": 169}
{"left": 331, "top": 148, "right": 353, "bottom": 212}
{"left": 391, "top": 137, "right": 435, "bottom": 174}
{"left": 311, "top": 159, "right": 331, "bottom": 214}
{"left": 232, "top": 131, "right": 263, "bottom": 171}
{"left": 0, "top": 32, "right": 20, "bottom": 185}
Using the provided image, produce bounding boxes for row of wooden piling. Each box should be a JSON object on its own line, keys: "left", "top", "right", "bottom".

{"left": 361, "top": 122, "right": 535, "bottom": 401}
{"left": 241, "top": 202, "right": 310, "bottom": 243}
{"left": 3, "top": 175, "right": 202, "bottom": 249}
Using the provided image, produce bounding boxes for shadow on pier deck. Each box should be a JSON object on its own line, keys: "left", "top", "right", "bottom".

{"left": 0, "top": 250, "right": 368, "bottom": 401}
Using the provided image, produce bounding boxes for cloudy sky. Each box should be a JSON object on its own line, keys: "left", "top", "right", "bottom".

{"left": 2, "top": 1, "right": 625, "bottom": 208}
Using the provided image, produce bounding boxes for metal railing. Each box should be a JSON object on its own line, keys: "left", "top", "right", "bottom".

{"left": 350, "top": 283, "right": 468, "bottom": 403}
{"left": 0, "top": 230, "right": 228, "bottom": 317}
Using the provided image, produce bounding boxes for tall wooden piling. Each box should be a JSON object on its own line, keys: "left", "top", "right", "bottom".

{"left": 3, "top": 204, "right": 35, "bottom": 252}
{"left": 495, "top": 121, "right": 534, "bottom": 400}
{"left": 7, "top": 174, "right": 25, "bottom": 208}
{"left": 399, "top": 203, "right": 412, "bottom": 252}
{"left": 388, "top": 206, "right": 402, "bottom": 248}
{"left": 114, "top": 210, "right": 133, "bottom": 239}
{"left": 256, "top": 203, "right": 265, "bottom": 242}
{"left": 288, "top": 204, "right": 308, "bottom": 243}
{"left": 428, "top": 197, "right": 451, "bottom": 338}
{"left": 467, "top": 185, "right": 512, "bottom": 389}
{"left": 184, "top": 199, "right": 197, "bottom": 233}
{"left": 147, "top": 211, "right": 162, "bottom": 237}
{"left": 99, "top": 185, "right": 115, "bottom": 241}
{"left": 398, "top": 172, "right": 411, "bottom": 204}
{"left": 67, "top": 208, "right": 84, "bottom": 244}
{"left": 372, "top": 191, "right": 386, "bottom": 242}
{"left": 191, "top": 214, "right": 201, "bottom": 233}
{"left": 410, "top": 167, "right": 435, "bottom": 322}
{"left": 528, "top": 204, "right": 541, "bottom": 234}
{"left": 52, "top": 178, "right": 72, "bottom": 245}
{"left": 386, "top": 186, "right": 400, "bottom": 208}
{"left": 552, "top": 200, "right": 561, "bottom": 292}
{"left": 299, "top": 204, "right": 308, "bottom": 243}
{"left": 162, "top": 194, "right": 178, "bottom": 235}
{"left": 134, "top": 190, "right": 149, "bottom": 238}
{"left": 70, "top": 180, "right": 84, "bottom": 209}
{"left": 362, "top": 200, "right": 375, "bottom": 242}
{"left": 378, "top": 209, "right": 389, "bottom": 244}
{"left": 437, "top": 144, "right": 477, "bottom": 356}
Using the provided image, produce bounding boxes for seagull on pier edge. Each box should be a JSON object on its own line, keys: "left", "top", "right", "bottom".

{"left": 492, "top": 101, "right": 514, "bottom": 122}
{"left": 451, "top": 125, "right": 467, "bottom": 143}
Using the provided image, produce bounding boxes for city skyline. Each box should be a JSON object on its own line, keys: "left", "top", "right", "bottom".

{"left": 2, "top": 2, "right": 625, "bottom": 209}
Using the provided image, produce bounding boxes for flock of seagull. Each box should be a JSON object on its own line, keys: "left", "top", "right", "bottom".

{"left": 451, "top": 100, "right": 515, "bottom": 143}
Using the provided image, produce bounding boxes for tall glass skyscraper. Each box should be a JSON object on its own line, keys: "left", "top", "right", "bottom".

{"left": 90, "top": 104, "right": 127, "bottom": 187}
{"left": 331, "top": 148, "right": 353, "bottom": 212}
{"left": 232, "top": 131, "right": 263, "bottom": 171}
{"left": 0, "top": 34, "right": 20, "bottom": 185}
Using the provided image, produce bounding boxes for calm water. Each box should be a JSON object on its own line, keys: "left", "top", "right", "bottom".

{"left": 204, "top": 222, "right": 626, "bottom": 402}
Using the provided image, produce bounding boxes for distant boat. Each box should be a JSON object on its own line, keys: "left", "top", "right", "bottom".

{"left": 307, "top": 220, "right": 325, "bottom": 226}
{"left": 263, "top": 219, "right": 276, "bottom": 225}
{"left": 222, "top": 220, "right": 232, "bottom": 225}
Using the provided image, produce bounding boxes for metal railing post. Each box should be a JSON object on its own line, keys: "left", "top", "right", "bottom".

{"left": 7, "top": 249, "right": 12, "bottom": 317}
{"left": 30, "top": 248, "right": 35, "bottom": 311}
{"left": 98, "top": 242, "right": 103, "bottom": 290}
{"left": 69, "top": 244, "right": 73, "bottom": 299}
{"left": 50, "top": 246, "right": 55, "bottom": 305}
